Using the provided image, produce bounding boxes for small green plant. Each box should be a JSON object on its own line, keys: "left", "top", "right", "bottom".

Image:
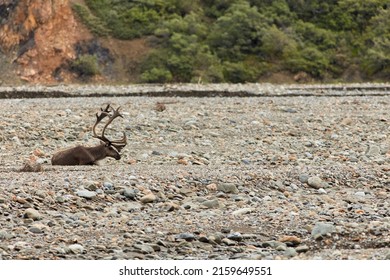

{"left": 71, "top": 55, "right": 100, "bottom": 77}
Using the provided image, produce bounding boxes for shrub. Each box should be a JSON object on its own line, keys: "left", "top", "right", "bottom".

{"left": 141, "top": 67, "right": 173, "bottom": 83}
{"left": 71, "top": 55, "right": 100, "bottom": 77}
{"left": 71, "top": 4, "right": 110, "bottom": 36}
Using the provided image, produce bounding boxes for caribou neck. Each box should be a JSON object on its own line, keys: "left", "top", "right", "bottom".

{"left": 86, "top": 143, "right": 108, "bottom": 161}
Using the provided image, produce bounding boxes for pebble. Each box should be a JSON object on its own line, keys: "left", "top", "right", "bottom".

{"left": 24, "top": 208, "right": 42, "bottom": 220}
{"left": 279, "top": 235, "right": 301, "bottom": 246}
{"left": 284, "top": 248, "right": 297, "bottom": 258}
{"left": 140, "top": 193, "right": 157, "bottom": 204}
{"left": 227, "top": 232, "right": 243, "bottom": 242}
{"left": 232, "top": 208, "right": 253, "bottom": 216}
{"left": 298, "top": 174, "right": 309, "bottom": 184}
{"left": 201, "top": 199, "right": 220, "bottom": 209}
{"left": 365, "top": 144, "right": 381, "bottom": 157}
{"left": 296, "top": 245, "right": 310, "bottom": 253}
{"left": 318, "top": 188, "right": 327, "bottom": 194}
{"left": 217, "top": 183, "right": 239, "bottom": 194}
{"left": 354, "top": 191, "right": 365, "bottom": 197}
{"left": 176, "top": 233, "right": 196, "bottom": 241}
{"left": 311, "top": 223, "right": 336, "bottom": 240}
{"left": 133, "top": 244, "right": 155, "bottom": 254}
{"left": 123, "top": 188, "right": 138, "bottom": 199}
{"left": 68, "top": 244, "right": 85, "bottom": 254}
{"left": 307, "top": 176, "right": 324, "bottom": 189}
{"left": 76, "top": 190, "right": 97, "bottom": 199}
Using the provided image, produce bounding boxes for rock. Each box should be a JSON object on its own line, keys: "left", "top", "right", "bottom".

{"left": 307, "top": 176, "right": 325, "bottom": 189}
{"left": 84, "top": 181, "right": 99, "bottom": 191}
{"left": 206, "top": 183, "right": 217, "bottom": 191}
{"left": 76, "top": 190, "right": 96, "bottom": 199}
{"left": 222, "top": 238, "right": 236, "bottom": 246}
{"left": 29, "top": 223, "right": 49, "bottom": 234}
{"left": 311, "top": 223, "right": 336, "bottom": 240}
{"left": 175, "top": 233, "right": 196, "bottom": 242}
{"left": 133, "top": 244, "right": 155, "bottom": 254}
{"left": 19, "top": 160, "right": 43, "bottom": 172}
{"left": 279, "top": 235, "right": 301, "bottom": 246}
{"left": 232, "top": 208, "right": 254, "bottom": 216}
{"left": 24, "top": 208, "right": 42, "bottom": 220}
{"left": 284, "top": 248, "right": 297, "bottom": 258}
{"left": 68, "top": 244, "right": 85, "bottom": 254}
{"left": 318, "top": 188, "right": 327, "bottom": 194}
{"left": 0, "top": 231, "right": 13, "bottom": 240}
{"left": 296, "top": 245, "right": 310, "bottom": 253}
{"left": 298, "top": 174, "right": 309, "bottom": 184}
{"left": 355, "top": 191, "right": 365, "bottom": 197}
{"left": 201, "top": 199, "right": 220, "bottom": 209}
{"left": 227, "top": 232, "right": 243, "bottom": 242}
{"left": 140, "top": 193, "right": 157, "bottom": 204}
{"left": 123, "top": 188, "right": 138, "bottom": 199}
{"left": 263, "top": 195, "right": 272, "bottom": 201}
{"left": 160, "top": 202, "right": 180, "bottom": 211}
{"left": 341, "top": 118, "right": 353, "bottom": 126}
{"left": 217, "top": 183, "right": 239, "bottom": 194}
{"left": 366, "top": 144, "right": 381, "bottom": 157}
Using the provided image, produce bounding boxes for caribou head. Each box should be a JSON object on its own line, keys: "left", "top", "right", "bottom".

{"left": 51, "top": 104, "right": 127, "bottom": 165}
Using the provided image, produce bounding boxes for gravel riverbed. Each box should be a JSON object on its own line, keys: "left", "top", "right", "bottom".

{"left": 0, "top": 85, "right": 389, "bottom": 260}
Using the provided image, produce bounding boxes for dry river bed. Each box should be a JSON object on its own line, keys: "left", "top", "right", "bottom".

{"left": 0, "top": 91, "right": 389, "bottom": 260}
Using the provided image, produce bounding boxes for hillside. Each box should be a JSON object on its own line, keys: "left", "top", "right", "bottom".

{"left": 0, "top": 0, "right": 389, "bottom": 84}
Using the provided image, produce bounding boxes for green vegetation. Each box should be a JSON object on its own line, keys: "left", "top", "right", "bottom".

{"left": 72, "top": 0, "right": 389, "bottom": 83}
{"left": 70, "top": 54, "right": 100, "bottom": 77}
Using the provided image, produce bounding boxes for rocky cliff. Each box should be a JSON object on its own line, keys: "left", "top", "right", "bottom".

{"left": 0, "top": 0, "right": 91, "bottom": 83}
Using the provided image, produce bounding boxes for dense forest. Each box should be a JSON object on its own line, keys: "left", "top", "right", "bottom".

{"left": 72, "top": 0, "right": 389, "bottom": 83}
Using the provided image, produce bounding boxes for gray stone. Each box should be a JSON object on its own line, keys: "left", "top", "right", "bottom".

{"left": 217, "top": 183, "right": 239, "bottom": 194}
{"left": 284, "top": 248, "right": 297, "bottom": 257}
{"left": 0, "top": 231, "right": 13, "bottom": 240}
{"left": 311, "top": 223, "right": 336, "bottom": 240}
{"left": 176, "top": 233, "right": 196, "bottom": 241}
{"left": 124, "top": 188, "right": 138, "bottom": 199}
{"left": 222, "top": 238, "right": 236, "bottom": 246}
{"left": 227, "top": 232, "right": 243, "bottom": 242}
{"left": 296, "top": 245, "right": 310, "bottom": 253}
{"left": 298, "top": 174, "right": 309, "bottom": 184}
{"left": 29, "top": 226, "right": 43, "bottom": 234}
{"left": 354, "top": 191, "right": 365, "bottom": 197}
{"left": 201, "top": 199, "right": 220, "bottom": 209}
{"left": 263, "top": 195, "right": 272, "bottom": 201}
{"left": 24, "top": 208, "right": 42, "bottom": 220}
{"left": 133, "top": 244, "right": 155, "bottom": 254}
{"left": 318, "top": 188, "right": 327, "bottom": 194}
{"left": 366, "top": 144, "right": 381, "bottom": 157}
{"left": 232, "top": 208, "right": 253, "bottom": 216}
{"left": 307, "top": 176, "right": 324, "bottom": 189}
{"left": 76, "top": 190, "right": 97, "bottom": 199}
{"left": 68, "top": 244, "right": 85, "bottom": 254}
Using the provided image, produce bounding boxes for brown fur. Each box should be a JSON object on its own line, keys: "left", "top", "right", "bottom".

{"left": 51, "top": 143, "right": 120, "bottom": 165}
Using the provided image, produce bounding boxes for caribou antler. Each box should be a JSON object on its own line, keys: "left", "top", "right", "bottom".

{"left": 92, "top": 104, "right": 127, "bottom": 150}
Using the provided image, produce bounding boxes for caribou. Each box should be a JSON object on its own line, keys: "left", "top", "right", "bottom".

{"left": 51, "top": 104, "right": 127, "bottom": 165}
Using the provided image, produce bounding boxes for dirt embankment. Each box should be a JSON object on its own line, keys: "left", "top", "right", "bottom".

{"left": 0, "top": 0, "right": 150, "bottom": 84}
{"left": 0, "top": 0, "right": 91, "bottom": 83}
